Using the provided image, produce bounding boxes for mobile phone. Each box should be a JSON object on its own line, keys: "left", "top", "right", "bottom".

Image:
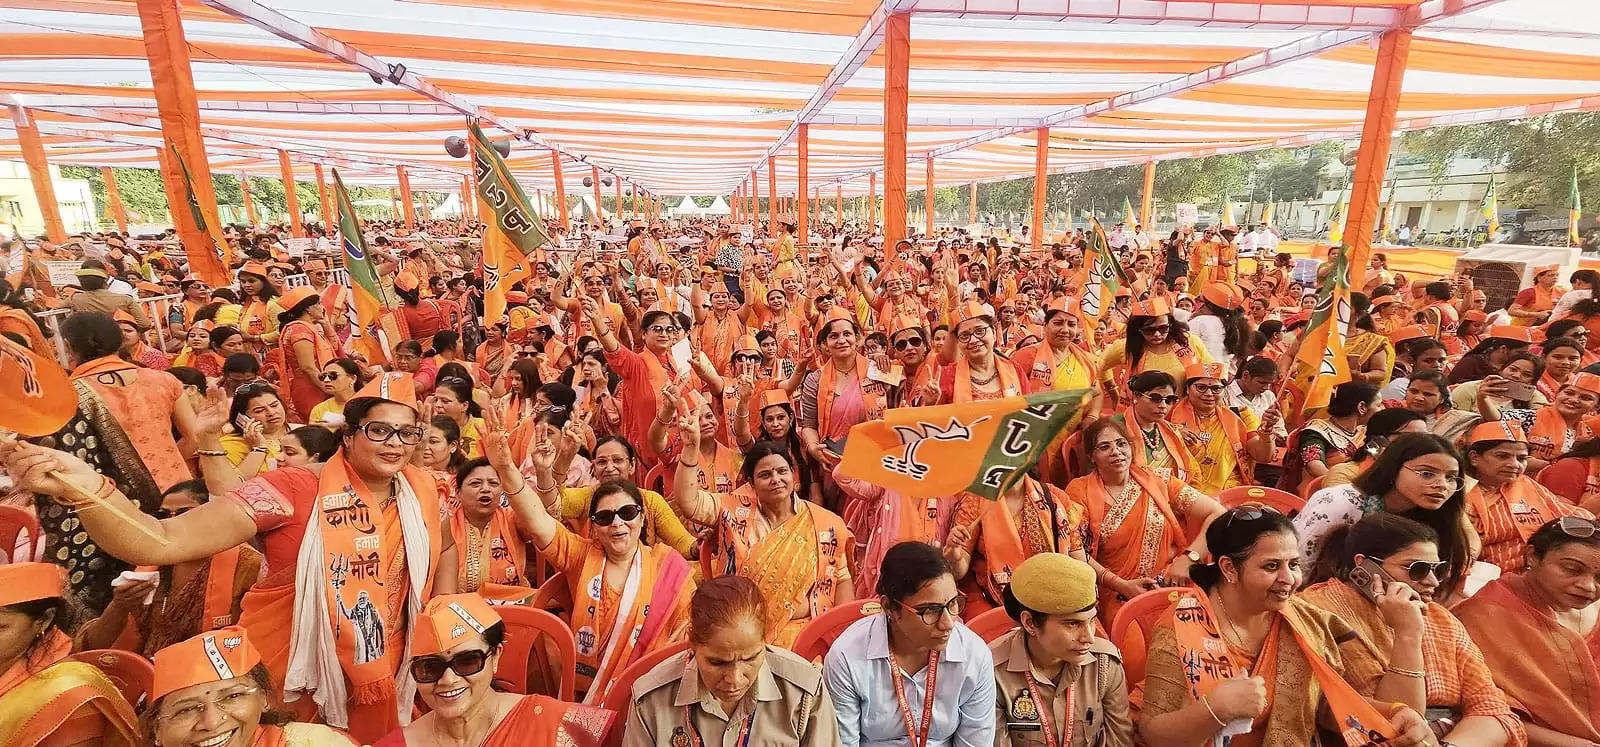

{"left": 1501, "top": 380, "right": 1536, "bottom": 402}
{"left": 1350, "top": 558, "right": 1395, "bottom": 603}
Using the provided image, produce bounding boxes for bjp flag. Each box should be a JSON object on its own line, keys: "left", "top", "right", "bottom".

{"left": 468, "top": 119, "right": 545, "bottom": 328}
{"left": 839, "top": 388, "right": 1090, "bottom": 499}
{"left": 1075, "top": 217, "right": 1129, "bottom": 327}
{"left": 0, "top": 332, "right": 75, "bottom": 437}
{"left": 333, "top": 169, "right": 405, "bottom": 365}
{"left": 1279, "top": 243, "right": 1353, "bottom": 432}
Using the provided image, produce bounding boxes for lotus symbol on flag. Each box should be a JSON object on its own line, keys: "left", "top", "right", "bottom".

{"left": 882, "top": 416, "right": 990, "bottom": 480}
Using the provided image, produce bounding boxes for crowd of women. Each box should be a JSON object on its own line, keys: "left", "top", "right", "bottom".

{"left": 0, "top": 212, "right": 1598, "bottom": 747}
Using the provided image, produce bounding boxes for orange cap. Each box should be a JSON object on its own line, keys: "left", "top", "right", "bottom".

{"left": 352, "top": 372, "right": 419, "bottom": 413}
{"left": 1183, "top": 361, "right": 1228, "bottom": 382}
{"left": 1388, "top": 325, "right": 1430, "bottom": 344}
{"left": 112, "top": 309, "right": 139, "bottom": 326}
{"left": 1113, "top": 286, "right": 1134, "bottom": 299}
{"left": 758, "top": 389, "right": 791, "bottom": 411}
{"left": 888, "top": 312, "right": 925, "bottom": 335}
{"left": 1571, "top": 372, "right": 1600, "bottom": 395}
{"left": 394, "top": 272, "right": 420, "bottom": 292}
{"left": 1369, "top": 293, "right": 1400, "bottom": 309}
{"left": 302, "top": 258, "right": 328, "bottom": 271}
{"left": 1199, "top": 284, "right": 1236, "bottom": 310}
{"left": 1486, "top": 325, "right": 1535, "bottom": 344}
{"left": 823, "top": 305, "right": 853, "bottom": 324}
{"left": 0, "top": 563, "right": 65, "bottom": 607}
{"left": 0, "top": 333, "right": 77, "bottom": 437}
{"left": 1535, "top": 264, "right": 1560, "bottom": 277}
{"left": 1462, "top": 309, "right": 1488, "bottom": 323}
{"left": 735, "top": 334, "right": 760, "bottom": 354}
{"left": 410, "top": 594, "right": 502, "bottom": 657}
{"left": 151, "top": 626, "right": 261, "bottom": 702}
{"left": 278, "top": 286, "right": 318, "bottom": 313}
{"left": 954, "top": 301, "right": 990, "bottom": 326}
{"left": 1468, "top": 420, "right": 1526, "bottom": 446}
{"left": 237, "top": 261, "right": 271, "bottom": 279}
{"left": 505, "top": 290, "right": 529, "bottom": 305}
{"left": 1130, "top": 297, "right": 1171, "bottom": 318}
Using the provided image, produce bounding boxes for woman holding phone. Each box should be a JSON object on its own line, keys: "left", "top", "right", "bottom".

{"left": 1477, "top": 371, "right": 1600, "bottom": 474}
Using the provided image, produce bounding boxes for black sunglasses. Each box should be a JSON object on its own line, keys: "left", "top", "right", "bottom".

{"left": 733, "top": 354, "right": 762, "bottom": 364}
{"left": 234, "top": 380, "right": 272, "bottom": 396}
{"left": 1221, "top": 503, "right": 1283, "bottom": 529}
{"left": 1391, "top": 559, "right": 1450, "bottom": 582}
{"left": 318, "top": 371, "right": 342, "bottom": 382}
{"left": 591, "top": 504, "right": 643, "bottom": 526}
{"left": 1141, "top": 392, "right": 1181, "bottom": 405}
{"left": 894, "top": 336, "right": 925, "bottom": 350}
{"left": 409, "top": 649, "right": 491, "bottom": 684}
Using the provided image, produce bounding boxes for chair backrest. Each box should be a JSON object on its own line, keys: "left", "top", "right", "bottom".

{"left": 1298, "top": 475, "right": 1325, "bottom": 502}
{"left": 1108, "top": 588, "right": 1182, "bottom": 688}
{"left": 641, "top": 462, "right": 669, "bottom": 497}
{"left": 0, "top": 505, "right": 41, "bottom": 564}
{"left": 530, "top": 576, "right": 573, "bottom": 622}
{"left": 963, "top": 605, "right": 1017, "bottom": 643}
{"left": 71, "top": 649, "right": 155, "bottom": 712}
{"left": 494, "top": 605, "right": 577, "bottom": 701}
{"left": 1217, "top": 485, "right": 1305, "bottom": 516}
{"left": 599, "top": 640, "right": 692, "bottom": 747}
{"left": 790, "top": 599, "right": 884, "bottom": 663}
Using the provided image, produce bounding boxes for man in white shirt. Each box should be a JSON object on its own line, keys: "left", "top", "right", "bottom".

{"left": 1222, "top": 355, "right": 1287, "bottom": 484}
{"left": 825, "top": 541, "right": 996, "bottom": 747}
{"left": 1551, "top": 269, "right": 1597, "bottom": 320}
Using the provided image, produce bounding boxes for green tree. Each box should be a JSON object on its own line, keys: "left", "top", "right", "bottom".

{"left": 60, "top": 165, "right": 172, "bottom": 224}
{"left": 1396, "top": 112, "right": 1598, "bottom": 209}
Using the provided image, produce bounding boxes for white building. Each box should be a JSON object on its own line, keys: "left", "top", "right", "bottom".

{"left": 1279, "top": 158, "right": 1503, "bottom": 236}
{"left": 0, "top": 160, "right": 97, "bottom": 237}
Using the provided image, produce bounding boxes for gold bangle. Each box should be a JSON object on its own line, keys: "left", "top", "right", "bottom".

{"left": 1200, "top": 695, "right": 1226, "bottom": 727}
{"left": 1383, "top": 666, "right": 1425, "bottom": 678}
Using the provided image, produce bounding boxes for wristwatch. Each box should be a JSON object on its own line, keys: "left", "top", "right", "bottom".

{"left": 1181, "top": 550, "right": 1202, "bottom": 563}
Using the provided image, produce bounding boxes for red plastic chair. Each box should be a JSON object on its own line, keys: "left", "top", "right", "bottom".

{"left": 0, "top": 505, "right": 42, "bottom": 564}
{"left": 1216, "top": 485, "right": 1305, "bottom": 516}
{"left": 963, "top": 605, "right": 1016, "bottom": 643}
{"left": 1108, "top": 588, "right": 1183, "bottom": 688}
{"left": 599, "top": 640, "right": 692, "bottom": 747}
{"left": 494, "top": 605, "right": 577, "bottom": 701}
{"left": 641, "top": 462, "right": 670, "bottom": 497}
{"left": 530, "top": 576, "right": 573, "bottom": 622}
{"left": 72, "top": 649, "right": 154, "bottom": 711}
{"left": 791, "top": 599, "right": 884, "bottom": 663}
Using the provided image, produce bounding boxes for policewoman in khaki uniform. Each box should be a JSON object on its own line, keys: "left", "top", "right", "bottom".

{"left": 626, "top": 576, "right": 839, "bottom": 747}
{"left": 991, "top": 553, "right": 1134, "bottom": 747}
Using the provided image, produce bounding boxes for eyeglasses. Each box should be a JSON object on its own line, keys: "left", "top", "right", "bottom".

{"left": 1221, "top": 503, "right": 1282, "bottom": 529}
{"left": 1141, "top": 324, "right": 1172, "bottom": 336}
{"left": 1389, "top": 559, "right": 1450, "bottom": 582}
{"left": 590, "top": 504, "right": 643, "bottom": 526}
{"left": 1402, "top": 465, "right": 1462, "bottom": 487}
{"left": 893, "top": 336, "right": 925, "bottom": 350}
{"left": 896, "top": 596, "right": 966, "bottom": 625}
{"left": 318, "top": 371, "right": 342, "bottom": 382}
{"left": 234, "top": 379, "right": 272, "bottom": 396}
{"left": 646, "top": 325, "right": 678, "bottom": 335}
{"left": 409, "top": 649, "right": 491, "bottom": 684}
{"left": 358, "top": 421, "right": 426, "bottom": 445}
{"left": 1190, "top": 383, "right": 1225, "bottom": 395}
{"left": 157, "top": 686, "right": 261, "bottom": 728}
{"left": 956, "top": 326, "right": 991, "bottom": 343}
{"left": 1141, "top": 392, "right": 1181, "bottom": 405}
{"left": 1556, "top": 516, "right": 1600, "bottom": 538}
{"left": 154, "top": 505, "right": 194, "bottom": 520}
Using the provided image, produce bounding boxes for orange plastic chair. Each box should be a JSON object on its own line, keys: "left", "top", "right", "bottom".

{"left": 641, "top": 462, "right": 669, "bottom": 497}
{"left": 72, "top": 649, "right": 155, "bottom": 711}
{"left": 964, "top": 605, "right": 1016, "bottom": 643}
{"left": 0, "top": 505, "right": 41, "bottom": 564}
{"left": 599, "top": 640, "right": 691, "bottom": 747}
{"left": 1108, "top": 588, "right": 1183, "bottom": 688}
{"left": 791, "top": 599, "right": 884, "bottom": 663}
{"left": 1216, "top": 485, "right": 1305, "bottom": 516}
{"left": 1299, "top": 475, "right": 1325, "bottom": 502}
{"left": 530, "top": 576, "right": 573, "bottom": 622}
{"left": 494, "top": 605, "right": 577, "bottom": 701}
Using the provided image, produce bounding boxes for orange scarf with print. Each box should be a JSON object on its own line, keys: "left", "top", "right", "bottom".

{"left": 449, "top": 507, "right": 528, "bottom": 591}
{"left": 1529, "top": 406, "right": 1591, "bottom": 461}
{"left": 569, "top": 542, "right": 690, "bottom": 703}
{"left": 953, "top": 354, "right": 1023, "bottom": 402}
{"left": 972, "top": 479, "right": 1058, "bottom": 599}
{"left": 1169, "top": 401, "right": 1251, "bottom": 484}
{"left": 70, "top": 354, "right": 138, "bottom": 381}
{"left": 1467, "top": 476, "right": 1566, "bottom": 545}
{"left": 1122, "top": 406, "right": 1199, "bottom": 481}
{"left": 817, "top": 355, "right": 887, "bottom": 435}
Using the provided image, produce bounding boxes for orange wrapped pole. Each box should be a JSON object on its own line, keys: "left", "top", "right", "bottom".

{"left": 315, "top": 162, "right": 332, "bottom": 231}
{"left": 1140, "top": 160, "right": 1156, "bottom": 229}
{"left": 884, "top": 11, "right": 909, "bottom": 250}
{"left": 869, "top": 171, "right": 876, "bottom": 230}
{"left": 1031, "top": 128, "right": 1048, "bottom": 252}
{"left": 534, "top": 188, "right": 544, "bottom": 220}
{"left": 136, "top": 0, "right": 230, "bottom": 278}
{"left": 969, "top": 181, "right": 977, "bottom": 224}
{"left": 615, "top": 176, "right": 622, "bottom": 221}
{"left": 101, "top": 166, "right": 129, "bottom": 234}
{"left": 633, "top": 182, "right": 640, "bottom": 218}
{"left": 1345, "top": 29, "right": 1412, "bottom": 287}
{"left": 767, "top": 155, "right": 777, "bottom": 238}
{"left": 10, "top": 109, "right": 65, "bottom": 243}
{"left": 924, "top": 155, "right": 935, "bottom": 236}
{"left": 835, "top": 183, "right": 842, "bottom": 228}
{"left": 391, "top": 190, "right": 400, "bottom": 220}
{"left": 591, "top": 166, "right": 603, "bottom": 228}
{"left": 797, "top": 123, "right": 809, "bottom": 245}
{"left": 551, "top": 152, "right": 569, "bottom": 232}
{"left": 240, "top": 171, "right": 257, "bottom": 227}
{"left": 280, "top": 150, "right": 304, "bottom": 238}
{"left": 396, "top": 166, "right": 415, "bottom": 230}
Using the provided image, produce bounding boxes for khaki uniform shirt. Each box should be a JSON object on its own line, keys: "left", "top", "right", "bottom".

{"left": 626, "top": 645, "right": 838, "bottom": 747}
{"left": 990, "top": 630, "right": 1133, "bottom": 747}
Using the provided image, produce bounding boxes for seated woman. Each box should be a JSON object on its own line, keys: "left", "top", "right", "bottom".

{"left": 307, "top": 358, "right": 363, "bottom": 429}
{"left": 147, "top": 626, "right": 355, "bottom": 747}
{"left": 672, "top": 418, "right": 855, "bottom": 647}
{"left": 1464, "top": 421, "right": 1593, "bottom": 571}
{"left": 943, "top": 465, "right": 1087, "bottom": 618}
{"left": 1301, "top": 514, "right": 1523, "bottom": 746}
{"left": 375, "top": 594, "right": 614, "bottom": 746}
{"left": 1294, "top": 432, "right": 1474, "bottom": 583}
{"left": 449, "top": 457, "right": 532, "bottom": 602}
{"left": 1455, "top": 518, "right": 1600, "bottom": 746}
{"left": 1065, "top": 418, "right": 1223, "bottom": 623}
{"left": 1280, "top": 381, "right": 1382, "bottom": 495}
{"left": 484, "top": 406, "right": 694, "bottom": 703}
{"left": 428, "top": 375, "right": 485, "bottom": 460}
{"left": 1477, "top": 371, "right": 1600, "bottom": 474}
{"left": 626, "top": 576, "right": 839, "bottom": 746}
{"left": 1138, "top": 508, "right": 1435, "bottom": 746}
{"left": 218, "top": 381, "right": 293, "bottom": 478}
{"left": 0, "top": 563, "right": 140, "bottom": 747}
{"left": 1535, "top": 437, "right": 1600, "bottom": 512}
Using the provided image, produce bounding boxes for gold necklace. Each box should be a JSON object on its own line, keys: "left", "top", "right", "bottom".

{"left": 1214, "top": 591, "right": 1256, "bottom": 653}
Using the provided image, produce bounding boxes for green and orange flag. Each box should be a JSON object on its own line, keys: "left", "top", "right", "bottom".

{"left": 332, "top": 169, "right": 405, "bottom": 365}
{"left": 1076, "top": 216, "right": 1130, "bottom": 327}
{"left": 468, "top": 119, "right": 545, "bottom": 328}
{"left": 838, "top": 388, "right": 1091, "bottom": 499}
{"left": 166, "top": 141, "right": 232, "bottom": 286}
{"left": 1571, "top": 165, "right": 1584, "bottom": 248}
{"left": 1279, "top": 243, "right": 1353, "bottom": 431}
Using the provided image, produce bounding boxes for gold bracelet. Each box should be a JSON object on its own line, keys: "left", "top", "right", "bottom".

{"left": 1383, "top": 665, "right": 1425, "bottom": 678}
{"left": 1200, "top": 695, "right": 1226, "bottom": 727}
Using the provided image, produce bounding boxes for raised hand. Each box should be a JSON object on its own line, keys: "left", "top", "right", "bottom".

{"left": 482, "top": 405, "right": 513, "bottom": 472}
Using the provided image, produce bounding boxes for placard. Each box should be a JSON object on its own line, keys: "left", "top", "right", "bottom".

{"left": 738, "top": 224, "right": 753, "bottom": 245}
{"left": 283, "top": 238, "right": 316, "bottom": 257}
{"left": 44, "top": 260, "right": 80, "bottom": 288}
{"left": 1176, "top": 203, "right": 1198, "bottom": 227}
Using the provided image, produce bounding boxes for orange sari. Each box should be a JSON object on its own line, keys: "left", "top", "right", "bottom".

{"left": 280, "top": 319, "right": 335, "bottom": 423}
{"left": 1065, "top": 466, "right": 1193, "bottom": 623}
{"left": 949, "top": 479, "right": 1082, "bottom": 615}
{"left": 0, "top": 632, "right": 140, "bottom": 747}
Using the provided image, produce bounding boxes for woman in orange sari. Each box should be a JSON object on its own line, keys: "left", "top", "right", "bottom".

{"left": 673, "top": 427, "right": 855, "bottom": 648}
{"left": 276, "top": 287, "right": 336, "bottom": 424}
{"left": 1455, "top": 517, "right": 1600, "bottom": 746}
{"left": 1462, "top": 421, "right": 1592, "bottom": 570}
{"left": 1508, "top": 265, "right": 1561, "bottom": 327}
{"left": 943, "top": 473, "right": 1086, "bottom": 616}
{"left": 376, "top": 595, "right": 614, "bottom": 746}
{"left": 0, "top": 563, "right": 140, "bottom": 747}
{"left": 489, "top": 406, "right": 694, "bottom": 703}
{"left": 798, "top": 312, "right": 894, "bottom": 510}
{"left": 934, "top": 301, "right": 1028, "bottom": 404}
{"left": 235, "top": 261, "right": 281, "bottom": 361}
{"left": 1066, "top": 418, "right": 1223, "bottom": 624}
{"left": 449, "top": 457, "right": 532, "bottom": 603}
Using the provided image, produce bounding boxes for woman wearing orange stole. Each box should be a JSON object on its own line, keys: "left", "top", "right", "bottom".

{"left": 0, "top": 563, "right": 140, "bottom": 747}
{"left": 1479, "top": 371, "right": 1600, "bottom": 474}
{"left": 1067, "top": 418, "right": 1223, "bottom": 624}
{"left": 1508, "top": 265, "right": 1562, "bottom": 327}
{"left": 1462, "top": 421, "right": 1593, "bottom": 571}
{"left": 3, "top": 373, "right": 457, "bottom": 744}
{"left": 148, "top": 626, "right": 355, "bottom": 747}
{"left": 1171, "top": 362, "right": 1277, "bottom": 496}
{"left": 376, "top": 594, "right": 614, "bottom": 747}
{"left": 673, "top": 428, "right": 855, "bottom": 648}
{"left": 449, "top": 457, "right": 532, "bottom": 603}
{"left": 276, "top": 287, "right": 337, "bottom": 424}
{"left": 1455, "top": 518, "right": 1600, "bottom": 746}
{"left": 934, "top": 301, "right": 1028, "bottom": 405}
{"left": 1139, "top": 508, "right": 1436, "bottom": 747}
{"left": 798, "top": 312, "right": 894, "bottom": 510}
{"left": 235, "top": 261, "right": 281, "bottom": 361}
{"left": 487, "top": 406, "right": 694, "bottom": 703}
{"left": 943, "top": 473, "right": 1085, "bottom": 617}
